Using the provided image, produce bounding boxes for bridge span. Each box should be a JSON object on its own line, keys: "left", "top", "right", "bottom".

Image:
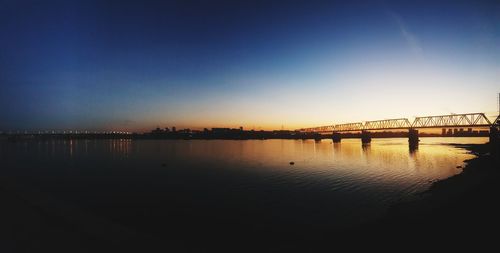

{"left": 298, "top": 113, "right": 498, "bottom": 146}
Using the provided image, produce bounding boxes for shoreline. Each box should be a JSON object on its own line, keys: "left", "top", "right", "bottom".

{"left": 359, "top": 142, "right": 500, "bottom": 237}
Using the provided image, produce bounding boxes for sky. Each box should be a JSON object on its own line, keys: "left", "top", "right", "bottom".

{"left": 1, "top": 0, "right": 499, "bottom": 132}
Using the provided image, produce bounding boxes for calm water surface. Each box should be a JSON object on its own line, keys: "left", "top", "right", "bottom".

{"left": 0, "top": 137, "right": 486, "bottom": 236}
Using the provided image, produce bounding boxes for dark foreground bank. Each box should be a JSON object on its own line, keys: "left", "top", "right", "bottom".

{"left": 2, "top": 143, "right": 499, "bottom": 252}
{"left": 358, "top": 143, "right": 500, "bottom": 243}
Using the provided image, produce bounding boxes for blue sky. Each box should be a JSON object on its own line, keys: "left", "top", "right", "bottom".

{"left": 1, "top": 0, "right": 499, "bottom": 131}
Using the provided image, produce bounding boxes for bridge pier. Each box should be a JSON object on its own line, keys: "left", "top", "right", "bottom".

{"left": 332, "top": 132, "right": 341, "bottom": 143}
{"left": 361, "top": 130, "right": 371, "bottom": 144}
{"left": 408, "top": 128, "right": 419, "bottom": 147}
{"left": 314, "top": 133, "right": 322, "bottom": 141}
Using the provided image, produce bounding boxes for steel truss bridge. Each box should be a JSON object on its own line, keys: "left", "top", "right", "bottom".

{"left": 298, "top": 113, "right": 493, "bottom": 133}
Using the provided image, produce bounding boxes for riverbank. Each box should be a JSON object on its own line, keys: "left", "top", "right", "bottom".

{"left": 357, "top": 142, "right": 500, "bottom": 243}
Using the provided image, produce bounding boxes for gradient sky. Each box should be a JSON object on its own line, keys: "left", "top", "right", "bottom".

{"left": 1, "top": 0, "right": 499, "bottom": 132}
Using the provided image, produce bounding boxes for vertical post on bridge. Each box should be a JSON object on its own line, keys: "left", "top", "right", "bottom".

{"left": 490, "top": 114, "right": 499, "bottom": 149}
{"left": 489, "top": 93, "right": 500, "bottom": 151}
{"left": 490, "top": 126, "right": 498, "bottom": 145}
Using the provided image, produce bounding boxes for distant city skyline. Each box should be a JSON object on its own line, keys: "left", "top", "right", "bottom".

{"left": 1, "top": 0, "right": 499, "bottom": 132}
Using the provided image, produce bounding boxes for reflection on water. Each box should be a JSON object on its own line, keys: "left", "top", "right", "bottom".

{"left": 0, "top": 137, "right": 486, "bottom": 231}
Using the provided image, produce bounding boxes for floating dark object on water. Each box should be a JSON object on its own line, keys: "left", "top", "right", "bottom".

{"left": 289, "top": 161, "right": 295, "bottom": 165}
{"left": 161, "top": 163, "right": 166, "bottom": 167}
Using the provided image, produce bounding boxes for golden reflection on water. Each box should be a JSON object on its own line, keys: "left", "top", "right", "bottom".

{"left": 323, "top": 138, "right": 479, "bottom": 189}
{"left": 132, "top": 137, "right": 485, "bottom": 194}
{"left": 108, "top": 139, "right": 132, "bottom": 157}
{"left": 29, "top": 139, "right": 133, "bottom": 158}
{"left": 3, "top": 137, "right": 486, "bottom": 196}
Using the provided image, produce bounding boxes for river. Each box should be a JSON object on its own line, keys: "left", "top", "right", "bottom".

{"left": 0, "top": 137, "right": 486, "bottom": 241}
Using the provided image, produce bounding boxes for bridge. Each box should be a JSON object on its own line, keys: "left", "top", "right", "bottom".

{"left": 298, "top": 113, "right": 499, "bottom": 146}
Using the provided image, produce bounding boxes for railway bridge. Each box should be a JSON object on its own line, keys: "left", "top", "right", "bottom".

{"left": 298, "top": 113, "right": 499, "bottom": 146}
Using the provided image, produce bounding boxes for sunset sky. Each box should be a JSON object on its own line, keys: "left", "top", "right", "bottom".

{"left": 1, "top": 0, "right": 499, "bottom": 132}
